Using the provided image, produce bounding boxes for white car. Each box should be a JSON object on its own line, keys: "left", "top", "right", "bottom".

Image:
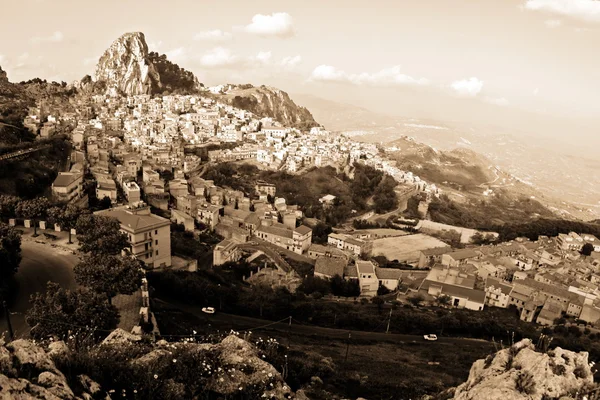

{"left": 201, "top": 307, "right": 215, "bottom": 314}
{"left": 423, "top": 334, "right": 438, "bottom": 341}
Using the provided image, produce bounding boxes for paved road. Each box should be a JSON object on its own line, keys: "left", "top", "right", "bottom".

{"left": 0, "top": 240, "right": 78, "bottom": 338}
{"left": 157, "top": 298, "right": 492, "bottom": 347}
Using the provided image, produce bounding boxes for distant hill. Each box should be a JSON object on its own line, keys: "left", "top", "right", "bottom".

{"left": 290, "top": 93, "right": 398, "bottom": 131}
{"left": 217, "top": 84, "right": 319, "bottom": 129}
{"left": 384, "top": 136, "right": 497, "bottom": 190}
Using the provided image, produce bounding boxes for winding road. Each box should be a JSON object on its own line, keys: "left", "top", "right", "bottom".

{"left": 0, "top": 240, "right": 78, "bottom": 338}
{"left": 156, "top": 298, "right": 493, "bottom": 347}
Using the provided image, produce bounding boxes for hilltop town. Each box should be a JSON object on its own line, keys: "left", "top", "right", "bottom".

{"left": 1, "top": 28, "right": 600, "bottom": 400}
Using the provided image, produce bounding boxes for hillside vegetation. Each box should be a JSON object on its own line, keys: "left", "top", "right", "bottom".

{"left": 203, "top": 162, "right": 397, "bottom": 225}
{"left": 384, "top": 138, "right": 496, "bottom": 190}
{"left": 428, "top": 193, "right": 555, "bottom": 229}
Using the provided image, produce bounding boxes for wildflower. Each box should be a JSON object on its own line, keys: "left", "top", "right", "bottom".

{"left": 239, "top": 387, "right": 243, "bottom": 390}
{"left": 173, "top": 359, "right": 177, "bottom": 363}
{"left": 268, "top": 373, "right": 273, "bottom": 377}
{"left": 109, "top": 389, "right": 115, "bottom": 393}
{"left": 154, "top": 374, "right": 158, "bottom": 379}
{"left": 133, "top": 390, "right": 137, "bottom": 394}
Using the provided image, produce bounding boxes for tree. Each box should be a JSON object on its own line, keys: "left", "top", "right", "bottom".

{"left": 0, "top": 223, "right": 22, "bottom": 302}
{"left": 373, "top": 176, "right": 398, "bottom": 214}
{"left": 377, "top": 285, "right": 391, "bottom": 296}
{"left": 240, "top": 284, "right": 275, "bottom": 317}
{"left": 581, "top": 243, "right": 595, "bottom": 257}
{"left": 371, "top": 296, "right": 385, "bottom": 312}
{"left": 75, "top": 214, "right": 129, "bottom": 255}
{"left": 312, "top": 222, "right": 332, "bottom": 244}
{"left": 0, "top": 195, "right": 20, "bottom": 219}
{"left": 74, "top": 254, "right": 144, "bottom": 304}
{"left": 408, "top": 294, "right": 425, "bottom": 307}
{"left": 48, "top": 205, "right": 87, "bottom": 244}
{"left": 26, "top": 282, "right": 119, "bottom": 340}
{"left": 16, "top": 197, "right": 50, "bottom": 236}
{"left": 97, "top": 196, "right": 112, "bottom": 210}
{"left": 436, "top": 294, "right": 452, "bottom": 307}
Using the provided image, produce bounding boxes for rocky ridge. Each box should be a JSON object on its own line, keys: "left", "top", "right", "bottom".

{"left": 0, "top": 65, "right": 7, "bottom": 83}
{"left": 94, "top": 32, "right": 161, "bottom": 96}
{"left": 218, "top": 84, "right": 319, "bottom": 129}
{"left": 441, "top": 339, "right": 597, "bottom": 400}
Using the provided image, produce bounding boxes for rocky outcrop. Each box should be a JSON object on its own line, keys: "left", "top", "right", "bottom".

{"left": 450, "top": 339, "right": 596, "bottom": 400}
{"left": 95, "top": 32, "right": 161, "bottom": 96}
{"left": 0, "top": 338, "right": 103, "bottom": 399}
{"left": 221, "top": 84, "right": 319, "bottom": 129}
{"left": 0, "top": 65, "right": 7, "bottom": 83}
{"left": 0, "top": 330, "right": 300, "bottom": 399}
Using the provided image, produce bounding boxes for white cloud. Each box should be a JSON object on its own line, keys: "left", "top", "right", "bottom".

{"left": 194, "top": 30, "right": 232, "bottom": 41}
{"left": 280, "top": 55, "right": 302, "bottom": 68}
{"left": 199, "top": 47, "right": 239, "bottom": 68}
{"left": 545, "top": 19, "right": 563, "bottom": 27}
{"left": 484, "top": 96, "right": 510, "bottom": 106}
{"left": 30, "top": 31, "right": 64, "bottom": 43}
{"left": 451, "top": 77, "right": 484, "bottom": 97}
{"left": 254, "top": 51, "right": 272, "bottom": 64}
{"left": 524, "top": 0, "right": 600, "bottom": 22}
{"left": 165, "top": 47, "right": 189, "bottom": 62}
{"left": 309, "top": 65, "right": 429, "bottom": 86}
{"left": 243, "top": 12, "right": 295, "bottom": 38}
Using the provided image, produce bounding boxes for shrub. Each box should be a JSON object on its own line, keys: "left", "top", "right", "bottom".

{"left": 515, "top": 371, "right": 536, "bottom": 395}
{"left": 550, "top": 362, "right": 566, "bottom": 376}
{"left": 484, "top": 354, "right": 495, "bottom": 369}
{"left": 574, "top": 364, "right": 589, "bottom": 379}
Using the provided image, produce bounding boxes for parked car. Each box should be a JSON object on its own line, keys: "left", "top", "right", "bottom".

{"left": 201, "top": 307, "right": 215, "bottom": 314}
{"left": 423, "top": 334, "right": 438, "bottom": 341}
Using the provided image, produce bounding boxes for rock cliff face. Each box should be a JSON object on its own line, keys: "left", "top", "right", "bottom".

{"left": 220, "top": 84, "right": 319, "bottom": 129}
{"left": 0, "top": 65, "right": 7, "bottom": 83}
{"left": 0, "top": 330, "right": 302, "bottom": 399}
{"left": 448, "top": 339, "right": 596, "bottom": 400}
{"left": 95, "top": 32, "right": 161, "bottom": 96}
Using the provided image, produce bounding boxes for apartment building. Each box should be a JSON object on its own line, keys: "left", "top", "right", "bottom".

{"left": 98, "top": 202, "right": 172, "bottom": 268}
{"left": 51, "top": 171, "right": 83, "bottom": 203}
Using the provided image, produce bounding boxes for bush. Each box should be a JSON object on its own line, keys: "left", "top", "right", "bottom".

{"left": 574, "top": 364, "right": 589, "bottom": 379}
{"left": 515, "top": 371, "right": 536, "bottom": 395}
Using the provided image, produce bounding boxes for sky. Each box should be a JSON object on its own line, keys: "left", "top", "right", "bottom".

{"left": 1, "top": 0, "right": 599, "bottom": 154}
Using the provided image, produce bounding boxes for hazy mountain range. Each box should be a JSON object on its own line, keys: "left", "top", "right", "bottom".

{"left": 293, "top": 93, "right": 600, "bottom": 220}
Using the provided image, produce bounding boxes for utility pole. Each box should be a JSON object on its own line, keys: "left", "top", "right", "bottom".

{"left": 2, "top": 302, "right": 14, "bottom": 341}
{"left": 287, "top": 316, "right": 292, "bottom": 350}
{"left": 386, "top": 308, "right": 393, "bottom": 334}
{"left": 344, "top": 331, "right": 351, "bottom": 363}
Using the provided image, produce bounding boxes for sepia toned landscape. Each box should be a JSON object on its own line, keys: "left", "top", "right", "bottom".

{"left": 0, "top": 1, "right": 600, "bottom": 399}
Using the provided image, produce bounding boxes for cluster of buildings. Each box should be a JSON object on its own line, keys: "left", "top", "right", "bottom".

{"left": 412, "top": 233, "right": 600, "bottom": 326}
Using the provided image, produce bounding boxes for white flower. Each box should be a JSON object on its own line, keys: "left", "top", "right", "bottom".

{"left": 239, "top": 386, "right": 243, "bottom": 390}
{"left": 268, "top": 373, "right": 273, "bottom": 377}
{"left": 173, "top": 359, "right": 177, "bottom": 363}
{"left": 154, "top": 374, "right": 158, "bottom": 379}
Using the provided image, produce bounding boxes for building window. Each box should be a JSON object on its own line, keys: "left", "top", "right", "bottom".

{"left": 155, "top": 240, "right": 158, "bottom": 245}
{"left": 155, "top": 230, "right": 158, "bottom": 235}
{"left": 156, "top": 250, "right": 159, "bottom": 256}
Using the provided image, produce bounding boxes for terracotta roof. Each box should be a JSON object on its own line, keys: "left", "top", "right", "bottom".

{"left": 421, "top": 247, "right": 452, "bottom": 256}
{"left": 344, "top": 264, "right": 358, "bottom": 278}
{"left": 315, "top": 256, "right": 348, "bottom": 277}
{"left": 294, "top": 225, "right": 312, "bottom": 235}
{"left": 53, "top": 172, "right": 81, "bottom": 187}
{"left": 356, "top": 260, "right": 376, "bottom": 274}
{"left": 447, "top": 249, "right": 480, "bottom": 260}
{"left": 375, "top": 267, "right": 403, "bottom": 280}
{"left": 97, "top": 208, "right": 170, "bottom": 232}
{"left": 485, "top": 277, "right": 513, "bottom": 295}
{"left": 257, "top": 224, "right": 293, "bottom": 239}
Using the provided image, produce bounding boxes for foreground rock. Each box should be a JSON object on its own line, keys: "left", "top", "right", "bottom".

{"left": 0, "top": 330, "right": 299, "bottom": 399}
{"left": 450, "top": 339, "right": 596, "bottom": 400}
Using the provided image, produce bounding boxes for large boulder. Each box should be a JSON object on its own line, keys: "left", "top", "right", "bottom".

{"left": 452, "top": 339, "right": 595, "bottom": 400}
